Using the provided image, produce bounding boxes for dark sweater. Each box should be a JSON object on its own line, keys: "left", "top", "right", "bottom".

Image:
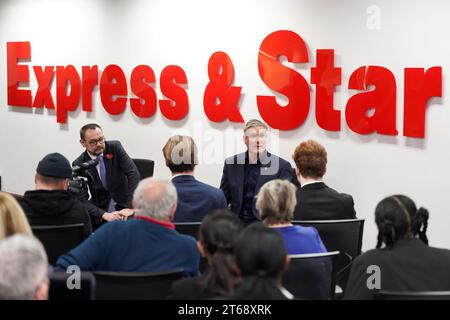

{"left": 56, "top": 217, "right": 200, "bottom": 276}
{"left": 19, "top": 189, "right": 92, "bottom": 236}
{"left": 345, "top": 239, "right": 450, "bottom": 299}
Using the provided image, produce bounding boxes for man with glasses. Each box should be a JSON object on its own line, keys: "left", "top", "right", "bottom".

{"left": 73, "top": 123, "right": 140, "bottom": 227}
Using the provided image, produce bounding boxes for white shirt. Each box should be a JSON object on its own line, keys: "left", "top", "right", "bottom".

{"left": 87, "top": 151, "right": 103, "bottom": 178}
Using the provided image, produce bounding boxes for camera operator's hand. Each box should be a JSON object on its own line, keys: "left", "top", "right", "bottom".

{"left": 102, "top": 212, "right": 124, "bottom": 222}
{"left": 117, "top": 208, "right": 134, "bottom": 221}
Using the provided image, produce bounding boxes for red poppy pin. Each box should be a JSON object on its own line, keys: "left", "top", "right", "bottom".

{"left": 106, "top": 153, "right": 113, "bottom": 160}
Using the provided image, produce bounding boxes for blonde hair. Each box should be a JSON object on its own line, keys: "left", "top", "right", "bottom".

{"left": 162, "top": 135, "right": 198, "bottom": 173}
{"left": 0, "top": 192, "right": 33, "bottom": 240}
{"left": 256, "top": 180, "right": 297, "bottom": 225}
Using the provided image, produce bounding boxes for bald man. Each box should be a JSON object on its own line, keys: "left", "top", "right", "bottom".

{"left": 56, "top": 178, "right": 200, "bottom": 276}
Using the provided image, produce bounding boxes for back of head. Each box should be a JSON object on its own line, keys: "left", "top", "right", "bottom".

{"left": 132, "top": 178, "right": 177, "bottom": 221}
{"left": 292, "top": 139, "right": 327, "bottom": 179}
{"left": 162, "top": 135, "right": 198, "bottom": 173}
{"left": 234, "top": 223, "right": 288, "bottom": 300}
{"left": 0, "top": 235, "right": 49, "bottom": 300}
{"left": 35, "top": 153, "right": 72, "bottom": 190}
{"left": 0, "top": 192, "right": 33, "bottom": 240}
{"left": 256, "top": 179, "right": 297, "bottom": 225}
{"left": 199, "top": 210, "right": 243, "bottom": 297}
{"left": 375, "top": 195, "right": 429, "bottom": 248}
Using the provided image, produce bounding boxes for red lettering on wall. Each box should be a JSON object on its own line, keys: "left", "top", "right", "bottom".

{"left": 130, "top": 65, "right": 157, "bottom": 118}
{"left": 257, "top": 30, "right": 310, "bottom": 130}
{"left": 100, "top": 64, "right": 128, "bottom": 115}
{"left": 311, "top": 49, "right": 341, "bottom": 131}
{"left": 203, "top": 51, "right": 243, "bottom": 123}
{"left": 56, "top": 65, "right": 81, "bottom": 124}
{"left": 159, "top": 65, "right": 188, "bottom": 120}
{"left": 33, "top": 66, "right": 55, "bottom": 109}
{"left": 404, "top": 67, "right": 442, "bottom": 138}
{"left": 345, "top": 66, "right": 397, "bottom": 135}
{"left": 7, "top": 42, "right": 32, "bottom": 107}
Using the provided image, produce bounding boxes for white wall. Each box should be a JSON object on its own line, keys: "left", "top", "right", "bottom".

{"left": 1, "top": 0, "right": 450, "bottom": 251}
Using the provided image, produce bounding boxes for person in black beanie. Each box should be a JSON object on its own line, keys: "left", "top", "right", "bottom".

{"left": 18, "top": 153, "right": 92, "bottom": 236}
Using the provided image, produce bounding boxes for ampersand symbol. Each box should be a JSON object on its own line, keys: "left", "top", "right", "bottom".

{"left": 203, "top": 51, "right": 243, "bottom": 123}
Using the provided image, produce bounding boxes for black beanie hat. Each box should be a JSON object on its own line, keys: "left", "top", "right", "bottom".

{"left": 36, "top": 153, "right": 73, "bottom": 179}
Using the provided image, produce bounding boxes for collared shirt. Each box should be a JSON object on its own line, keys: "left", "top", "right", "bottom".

{"left": 134, "top": 215, "right": 175, "bottom": 230}
{"left": 87, "top": 151, "right": 103, "bottom": 179}
{"left": 301, "top": 180, "right": 324, "bottom": 188}
{"left": 171, "top": 173, "right": 194, "bottom": 180}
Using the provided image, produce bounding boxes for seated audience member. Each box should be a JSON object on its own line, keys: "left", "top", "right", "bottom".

{"left": 18, "top": 153, "right": 92, "bottom": 236}
{"left": 233, "top": 224, "right": 293, "bottom": 300}
{"left": 257, "top": 179, "right": 327, "bottom": 254}
{"left": 0, "top": 192, "right": 33, "bottom": 240}
{"left": 56, "top": 178, "right": 200, "bottom": 276}
{"left": 163, "top": 135, "right": 227, "bottom": 222}
{"left": 0, "top": 235, "right": 49, "bottom": 300}
{"left": 292, "top": 140, "right": 356, "bottom": 220}
{"left": 170, "top": 210, "right": 242, "bottom": 299}
{"left": 345, "top": 195, "right": 450, "bottom": 299}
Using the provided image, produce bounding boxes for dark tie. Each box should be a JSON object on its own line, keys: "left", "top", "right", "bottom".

{"left": 97, "top": 155, "right": 108, "bottom": 188}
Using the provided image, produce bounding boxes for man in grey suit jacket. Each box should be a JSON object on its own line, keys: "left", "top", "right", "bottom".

{"left": 73, "top": 123, "right": 140, "bottom": 227}
{"left": 220, "top": 119, "right": 293, "bottom": 224}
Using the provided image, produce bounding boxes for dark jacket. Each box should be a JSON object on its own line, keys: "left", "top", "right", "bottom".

{"left": 172, "top": 175, "right": 227, "bottom": 222}
{"left": 19, "top": 190, "right": 92, "bottom": 236}
{"left": 73, "top": 140, "right": 140, "bottom": 226}
{"left": 293, "top": 182, "right": 356, "bottom": 220}
{"left": 56, "top": 217, "right": 200, "bottom": 276}
{"left": 344, "top": 239, "right": 450, "bottom": 299}
{"left": 220, "top": 151, "right": 293, "bottom": 219}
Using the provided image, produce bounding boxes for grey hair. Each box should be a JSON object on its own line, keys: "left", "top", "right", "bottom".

{"left": 132, "top": 178, "right": 178, "bottom": 220}
{"left": 256, "top": 179, "right": 297, "bottom": 225}
{"left": 0, "top": 235, "right": 48, "bottom": 300}
{"left": 244, "top": 119, "right": 268, "bottom": 132}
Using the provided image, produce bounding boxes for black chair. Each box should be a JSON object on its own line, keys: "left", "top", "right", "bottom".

{"left": 174, "top": 222, "right": 202, "bottom": 239}
{"left": 132, "top": 158, "right": 155, "bottom": 179}
{"left": 291, "top": 219, "right": 365, "bottom": 292}
{"left": 31, "top": 224, "right": 85, "bottom": 265}
{"left": 377, "top": 290, "right": 450, "bottom": 300}
{"left": 283, "top": 251, "right": 339, "bottom": 300}
{"left": 49, "top": 270, "right": 96, "bottom": 300}
{"left": 93, "top": 269, "right": 185, "bottom": 300}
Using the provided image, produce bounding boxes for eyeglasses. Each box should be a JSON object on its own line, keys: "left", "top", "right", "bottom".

{"left": 86, "top": 136, "right": 106, "bottom": 146}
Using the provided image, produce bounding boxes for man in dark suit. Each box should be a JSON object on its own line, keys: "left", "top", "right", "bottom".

{"left": 220, "top": 119, "right": 293, "bottom": 224}
{"left": 73, "top": 123, "right": 140, "bottom": 227}
{"left": 292, "top": 139, "right": 356, "bottom": 220}
{"left": 163, "top": 135, "right": 227, "bottom": 222}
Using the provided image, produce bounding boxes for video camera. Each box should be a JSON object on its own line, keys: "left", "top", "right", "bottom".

{"left": 68, "top": 159, "right": 98, "bottom": 196}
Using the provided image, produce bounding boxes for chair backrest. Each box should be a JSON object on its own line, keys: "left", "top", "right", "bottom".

{"left": 377, "top": 290, "right": 450, "bottom": 300}
{"left": 283, "top": 251, "right": 339, "bottom": 300}
{"left": 49, "top": 270, "right": 96, "bottom": 300}
{"left": 93, "top": 269, "right": 185, "bottom": 300}
{"left": 132, "top": 158, "right": 155, "bottom": 180}
{"left": 31, "top": 223, "right": 85, "bottom": 265}
{"left": 291, "top": 219, "right": 364, "bottom": 290}
{"left": 174, "top": 222, "right": 202, "bottom": 239}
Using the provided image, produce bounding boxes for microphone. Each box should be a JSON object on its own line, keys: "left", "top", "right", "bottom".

{"left": 73, "top": 159, "right": 99, "bottom": 172}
